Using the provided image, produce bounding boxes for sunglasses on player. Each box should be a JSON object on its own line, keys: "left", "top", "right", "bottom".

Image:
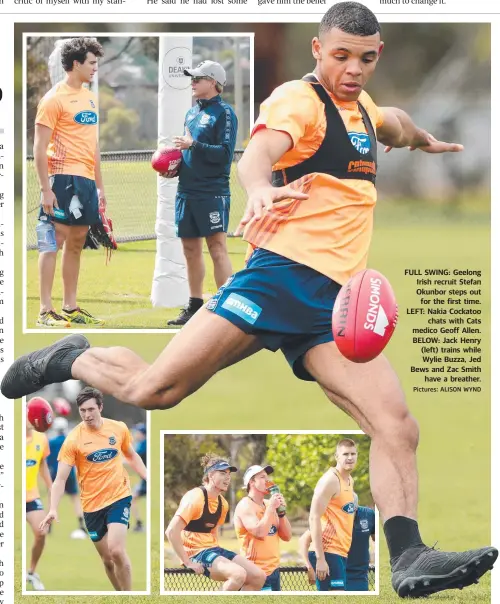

{"left": 191, "top": 76, "right": 212, "bottom": 83}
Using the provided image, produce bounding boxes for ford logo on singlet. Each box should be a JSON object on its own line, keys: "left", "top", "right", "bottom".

{"left": 268, "top": 525, "right": 278, "bottom": 536}
{"left": 74, "top": 110, "right": 98, "bottom": 125}
{"left": 26, "top": 459, "right": 37, "bottom": 467}
{"left": 348, "top": 132, "right": 370, "bottom": 155}
{"left": 342, "top": 502, "right": 355, "bottom": 514}
{"left": 86, "top": 448, "right": 118, "bottom": 463}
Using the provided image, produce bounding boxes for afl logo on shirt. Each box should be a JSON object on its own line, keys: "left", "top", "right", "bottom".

{"left": 348, "top": 132, "right": 371, "bottom": 155}
{"left": 342, "top": 502, "right": 355, "bottom": 514}
{"left": 74, "top": 111, "right": 98, "bottom": 125}
{"left": 86, "top": 448, "right": 118, "bottom": 463}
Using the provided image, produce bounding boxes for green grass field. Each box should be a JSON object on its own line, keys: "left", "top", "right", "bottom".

{"left": 16, "top": 201, "right": 494, "bottom": 602}
{"left": 25, "top": 480, "right": 147, "bottom": 592}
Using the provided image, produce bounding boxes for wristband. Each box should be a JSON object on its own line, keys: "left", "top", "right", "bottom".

{"left": 278, "top": 511, "right": 286, "bottom": 518}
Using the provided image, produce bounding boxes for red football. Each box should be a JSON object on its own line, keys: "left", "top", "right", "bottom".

{"left": 27, "top": 397, "right": 54, "bottom": 433}
{"left": 151, "top": 146, "right": 182, "bottom": 177}
{"left": 332, "top": 269, "right": 398, "bottom": 363}
{"left": 53, "top": 397, "right": 71, "bottom": 417}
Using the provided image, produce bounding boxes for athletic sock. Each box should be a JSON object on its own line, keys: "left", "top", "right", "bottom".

{"left": 188, "top": 297, "right": 204, "bottom": 311}
{"left": 45, "top": 348, "right": 87, "bottom": 383}
{"left": 384, "top": 516, "right": 425, "bottom": 563}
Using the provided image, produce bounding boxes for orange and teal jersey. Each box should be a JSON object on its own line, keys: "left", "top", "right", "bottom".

{"left": 58, "top": 418, "right": 132, "bottom": 513}
{"left": 234, "top": 497, "right": 280, "bottom": 576}
{"left": 321, "top": 469, "right": 355, "bottom": 557}
{"left": 35, "top": 81, "right": 98, "bottom": 180}
{"left": 245, "top": 77, "right": 384, "bottom": 285}
{"left": 175, "top": 487, "right": 229, "bottom": 558}
{"left": 26, "top": 430, "right": 50, "bottom": 503}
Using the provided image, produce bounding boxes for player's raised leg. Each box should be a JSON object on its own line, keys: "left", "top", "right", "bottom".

{"left": 93, "top": 533, "right": 122, "bottom": 591}
{"left": 1, "top": 310, "right": 262, "bottom": 408}
{"left": 304, "top": 341, "right": 497, "bottom": 597}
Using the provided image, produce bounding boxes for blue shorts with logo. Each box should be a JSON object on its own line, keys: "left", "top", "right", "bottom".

{"left": 39, "top": 174, "right": 99, "bottom": 226}
{"left": 49, "top": 464, "right": 78, "bottom": 496}
{"left": 190, "top": 546, "right": 237, "bottom": 578}
{"left": 175, "top": 192, "right": 230, "bottom": 238}
{"left": 83, "top": 495, "right": 132, "bottom": 542}
{"left": 206, "top": 248, "right": 340, "bottom": 381}
{"left": 261, "top": 568, "right": 281, "bottom": 591}
{"left": 26, "top": 498, "right": 44, "bottom": 514}
{"left": 308, "top": 551, "right": 347, "bottom": 591}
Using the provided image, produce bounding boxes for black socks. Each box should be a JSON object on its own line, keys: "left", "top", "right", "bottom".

{"left": 188, "top": 297, "right": 204, "bottom": 311}
{"left": 384, "top": 516, "right": 425, "bottom": 562}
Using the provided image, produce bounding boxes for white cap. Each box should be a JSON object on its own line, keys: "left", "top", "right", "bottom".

{"left": 183, "top": 60, "right": 226, "bottom": 86}
{"left": 243, "top": 465, "right": 274, "bottom": 487}
{"left": 53, "top": 417, "right": 69, "bottom": 433}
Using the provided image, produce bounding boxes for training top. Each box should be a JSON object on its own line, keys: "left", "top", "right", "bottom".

{"left": 319, "top": 468, "right": 355, "bottom": 557}
{"left": 26, "top": 431, "right": 50, "bottom": 503}
{"left": 177, "top": 95, "right": 238, "bottom": 196}
{"left": 244, "top": 77, "right": 384, "bottom": 285}
{"left": 58, "top": 418, "right": 132, "bottom": 513}
{"left": 175, "top": 486, "right": 229, "bottom": 558}
{"left": 234, "top": 497, "right": 280, "bottom": 576}
{"left": 346, "top": 506, "right": 375, "bottom": 580}
{"left": 35, "top": 81, "right": 99, "bottom": 180}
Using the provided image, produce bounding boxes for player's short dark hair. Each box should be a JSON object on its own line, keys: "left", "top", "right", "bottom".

{"left": 336, "top": 438, "right": 357, "bottom": 451}
{"left": 61, "top": 37, "right": 104, "bottom": 72}
{"left": 76, "top": 386, "right": 104, "bottom": 408}
{"left": 319, "top": 2, "right": 381, "bottom": 37}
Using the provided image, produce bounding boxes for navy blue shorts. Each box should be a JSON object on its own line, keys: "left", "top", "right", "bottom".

{"left": 134, "top": 479, "right": 147, "bottom": 497}
{"left": 308, "top": 551, "right": 347, "bottom": 591}
{"left": 49, "top": 465, "right": 78, "bottom": 496}
{"left": 190, "top": 546, "right": 237, "bottom": 578}
{"left": 175, "top": 192, "right": 230, "bottom": 238}
{"left": 206, "top": 248, "right": 340, "bottom": 380}
{"left": 346, "top": 575, "right": 369, "bottom": 591}
{"left": 26, "top": 498, "right": 44, "bottom": 514}
{"left": 84, "top": 495, "right": 132, "bottom": 542}
{"left": 261, "top": 568, "right": 281, "bottom": 591}
{"left": 39, "top": 174, "right": 99, "bottom": 226}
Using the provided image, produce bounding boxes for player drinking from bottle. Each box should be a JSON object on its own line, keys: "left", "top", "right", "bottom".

{"left": 33, "top": 37, "right": 106, "bottom": 327}
{"left": 4, "top": 3, "right": 497, "bottom": 597}
{"left": 166, "top": 454, "right": 266, "bottom": 591}
{"left": 233, "top": 465, "right": 292, "bottom": 591}
{"left": 39, "top": 387, "right": 147, "bottom": 591}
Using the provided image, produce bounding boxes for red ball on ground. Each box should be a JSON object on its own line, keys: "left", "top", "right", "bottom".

{"left": 151, "top": 146, "right": 182, "bottom": 177}
{"left": 27, "top": 397, "right": 54, "bottom": 433}
{"left": 332, "top": 269, "right": 398, "bottom": 363}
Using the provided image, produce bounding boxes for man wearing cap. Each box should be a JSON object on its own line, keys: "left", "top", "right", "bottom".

{"left": 131, "top": 422, "right": 147, "bottom": 532}
{"left": 234, "top": 465, "right": 292, "bottom": 591}
{"left": 167, "top": 60, "right": 238, "bottom": 327}
{"left": 166, "top": 453, "right": 265, "bottom": 591}
{"left": 47, "top": 416, "right": 87, "bottom": 539}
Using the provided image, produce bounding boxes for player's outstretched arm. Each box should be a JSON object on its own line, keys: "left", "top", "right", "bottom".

{"left": 235, "top": 128, "right": 309, "bottom": 235}
{"left": 377, "top": 107, "right": 464, "bottom": 154}
{"left": 309, "top": 473, "right": 339, "bottom": 581}
{"left": 39, "top": 462, "right": 72, "bottom": 531}
{"left": 165, "top": 515, "right": 204, "bottom": 574}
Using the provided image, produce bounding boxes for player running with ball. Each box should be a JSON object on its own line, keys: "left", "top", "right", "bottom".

{"left": 3, "top": 2, "right": 496, "bottom": 597}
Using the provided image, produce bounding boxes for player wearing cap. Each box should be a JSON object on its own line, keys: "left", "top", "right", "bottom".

{"left": 166, "top": 453, "right": 266, "bottom": 591}
{"left": 26, "top": 420, "right": 53, "bottom": 591}
{"left": 47, "top": 416, "right": 86, "bottom": 538}
{"left": 308, "top": 439, "right": 357, "bottom": 591}
{"left": 131, "top": 422, "right": 147, "bottom": 532}
{"left": 33, "top": 37, "right": 106, "bottom": 327}
{"left": 5, "top": 3, "right": 497, "bottom": 597}
{"left": 167, "top": 60, "right": 238, "bottom": 327}
{"left": 40, "top": 387, "right": 147, "bottom": 591}
{"left": 234, "top": 465, "right": 292, "bottom": 591}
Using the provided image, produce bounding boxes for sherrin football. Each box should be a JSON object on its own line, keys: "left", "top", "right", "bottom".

{"left": 151, "top": 146, "right": 182, "bottom": 177}
{"left": 53, "top": 397, "right": 71, "bottom": 417}
{"left": 332, "top": 269, "right": 398, "bottom": 363}
{"left": 27, "top": 397, "right": 54, "bottom": 433}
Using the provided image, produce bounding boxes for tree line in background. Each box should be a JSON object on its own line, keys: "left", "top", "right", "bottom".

{"left": 163, "top": 434, "right": 370, "bottom": 525}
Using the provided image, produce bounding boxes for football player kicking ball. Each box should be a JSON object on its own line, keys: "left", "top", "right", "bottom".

{"left": 3, "top": 2, "right": 497, "bottom": 597}
{"left": 166, "top": 454, "right": 266, "bottom": 591}
{"left": 39, "top": 387, "right": 147, "bottom": 591}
